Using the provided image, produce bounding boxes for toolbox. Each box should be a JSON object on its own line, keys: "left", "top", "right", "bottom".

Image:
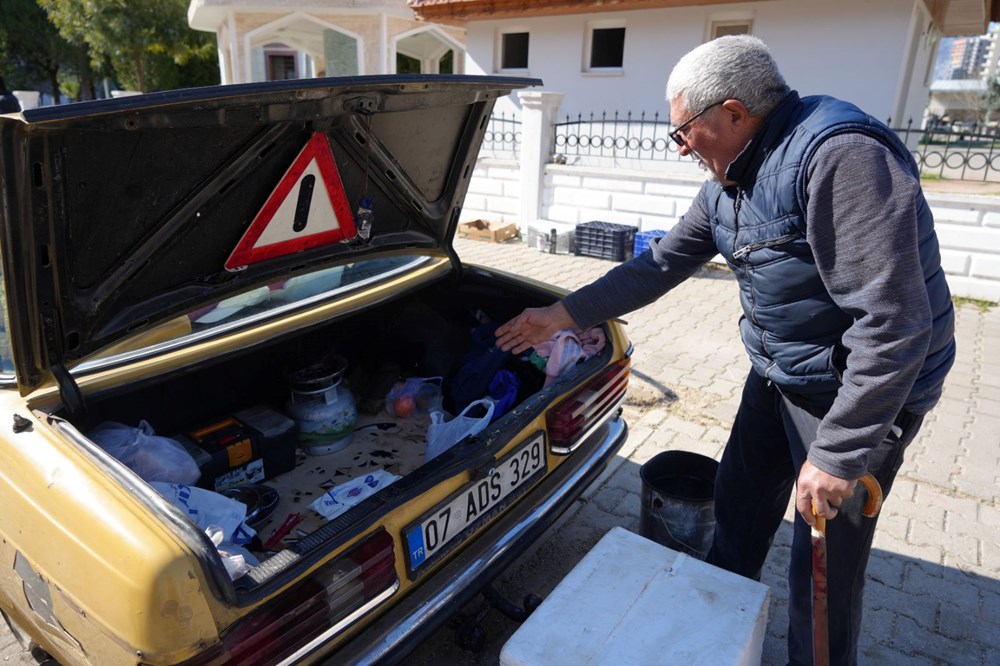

{"left": 176, "top": 405, "right": 297, "bottom": 492}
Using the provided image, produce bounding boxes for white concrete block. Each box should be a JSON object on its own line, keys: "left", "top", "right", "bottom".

{"left": 936, "top": 225, "right": 1000, "bottom": 253}
{"left": 614, "top": 192, "right": 677, "bottom": 216}
{"left": 553, "top": 187, "right": 612, "bottom": 208}
{"left": 940, "top": 249, "right": 972, "bottom": 276}
{"left": 501, "top": 527, "right": 770, "bottom": 666}
{"left": 470, "top": 178, "right": 505, "bottom": 196}
{"left": 645, "top": 181, "right": 705, "bottom": 198}
{"left": 577, "top": 208, "right": 642, "bottom": 226}
{"left": 549, "top": 173, "right": 583, "bottom": 187}
{"left": 543, "top": 205, "right": 581, "bottom": 224}
{"left": 638, "top": 215, "right": 678, "bottom": 231}
{"left": 930, "top": 205, "right": 983, "bottom": 225}
{"left": 583, "top": 176, "right": 644, "bottom": 192}
{"left": 944, "top": 275, "right": 1000, "bottom": 302}
{"left": 982, "top": 210, "right": 1000, "bottom": 228}
{"left": 971, "top": 254, "right": 1000, "bottom": 280}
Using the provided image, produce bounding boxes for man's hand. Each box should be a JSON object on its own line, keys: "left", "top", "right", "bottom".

{"left": 795, "top": 460, "right": 858, "bottom": 527}
{"left": 495, "top": 302, "right": 575, "bottom": 354}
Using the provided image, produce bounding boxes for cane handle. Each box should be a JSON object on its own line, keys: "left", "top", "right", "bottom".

{"left": 859, "top": 473, "right": 883, "bottom": 518}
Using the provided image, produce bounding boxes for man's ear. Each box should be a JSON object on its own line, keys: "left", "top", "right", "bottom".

{"left": 720, "top": 99, "right": 752, "bottom": 128}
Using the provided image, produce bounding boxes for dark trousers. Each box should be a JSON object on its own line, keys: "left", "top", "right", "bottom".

{"left": 706, "top": 370, "right": 923, "bottom": 666}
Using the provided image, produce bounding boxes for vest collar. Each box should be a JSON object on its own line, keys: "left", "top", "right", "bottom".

{"left": 725, "top": 90, "right": 802, "bottom": 187}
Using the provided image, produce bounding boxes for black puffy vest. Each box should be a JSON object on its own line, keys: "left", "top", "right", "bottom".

{"left": 704, "top": 92, "right": 954, "bottom": 407}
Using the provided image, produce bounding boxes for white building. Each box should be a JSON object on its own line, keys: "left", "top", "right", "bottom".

{"left": 187, "top": 0, "right": 467, "bottom": 84}
{"left": 410, "top": 0, "right": 1000, "bottom": 126}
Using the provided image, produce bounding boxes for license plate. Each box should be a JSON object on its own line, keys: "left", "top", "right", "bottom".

{"left": 404, "top": 433, "right": 547, "bottom": 577}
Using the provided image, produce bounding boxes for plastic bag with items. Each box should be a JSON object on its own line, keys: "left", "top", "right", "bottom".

{"left": 88, "top": 420, "right": 201, "bottom": 485}
{"left": 386, "top": 376, "right": 443, "bottom": 418}
{"left": 425, "top": 398, "right": 495, "bottom": 462}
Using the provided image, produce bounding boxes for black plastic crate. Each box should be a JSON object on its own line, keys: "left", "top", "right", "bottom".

{"left": 573, "top": 221, "right": 638, "bottom": 261}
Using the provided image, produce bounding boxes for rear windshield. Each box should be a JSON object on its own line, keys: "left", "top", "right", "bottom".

{"left": 77, "top": 255, "right": 428, "bottom": 371}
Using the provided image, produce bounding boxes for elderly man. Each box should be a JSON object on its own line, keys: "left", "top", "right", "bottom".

{"left": 496, "top": 35, "right": 955, "bottom": 665}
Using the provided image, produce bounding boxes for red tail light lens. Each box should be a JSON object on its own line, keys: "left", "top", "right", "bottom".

{"left": 546, "top": 359, "right": 630, "bottom": 452}
{"left": 183, "top": 529, "right": 397, "bottom": 666}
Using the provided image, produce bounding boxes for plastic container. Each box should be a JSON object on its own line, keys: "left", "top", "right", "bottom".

{"left": 638, "top": 450, "right": 718, "bottom": 560}
{"left": 285, "top": 354, "right": 358, "bottom": 455}
{"left": 634, "top": 229, "right": 668, "bottom": 256}
{"left": 573, "top": 221, "right": 638, "bottom": 261}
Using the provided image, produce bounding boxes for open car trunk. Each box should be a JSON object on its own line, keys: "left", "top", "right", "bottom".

{"left": 48, "top": 264, "right": 612, "bottom": 606}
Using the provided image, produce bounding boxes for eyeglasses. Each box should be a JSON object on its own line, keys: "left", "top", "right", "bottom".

{"left": 669, "top": 101, "right": 723, "bottom": 147}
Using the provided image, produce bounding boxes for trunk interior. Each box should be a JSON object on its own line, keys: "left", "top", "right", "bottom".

{"left": 55, "top": 265, "right": 612, "bottom": 598}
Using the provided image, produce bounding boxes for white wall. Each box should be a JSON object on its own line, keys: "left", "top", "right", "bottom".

{"left": 465, "top": 0, "right": 929, "bottom": 125}
{"left": 462, "top": 159, "right": 1000, "bottom": 302}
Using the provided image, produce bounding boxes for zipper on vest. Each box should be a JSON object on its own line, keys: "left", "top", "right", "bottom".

{"left": 732, "top": 188, "right": 744, "bottom": 258}
{"left": 733, "top": 231, "right": 801, "bottom": 260}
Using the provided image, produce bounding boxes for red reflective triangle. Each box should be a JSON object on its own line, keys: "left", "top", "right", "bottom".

{"left": 225, "top": 132, "right": 356, "bottom": 271}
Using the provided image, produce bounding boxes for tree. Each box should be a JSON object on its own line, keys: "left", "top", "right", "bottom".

{"left": 40, "top": 0, "right": 218, "bottom": 93}
{"left": 983, "top": 78, "right": 1000, "bottom": 125}
{"left": 0, "top": 0, "right": 78, "bottom": 103}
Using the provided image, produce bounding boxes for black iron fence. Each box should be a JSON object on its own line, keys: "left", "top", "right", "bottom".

{"left": 480, "top": 112, "right": 521, "bottom": 158}
{"left": 539, "top": 111, "right": 1000, "bottom": 182}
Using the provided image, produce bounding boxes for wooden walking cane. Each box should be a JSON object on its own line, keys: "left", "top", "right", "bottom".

{"left": 811, "top": 473, "right": 883, "bottom": 666}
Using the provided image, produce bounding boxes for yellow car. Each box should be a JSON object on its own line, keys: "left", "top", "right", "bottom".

{"left": 0, "top": 76, "right": 630, "bottom": 665}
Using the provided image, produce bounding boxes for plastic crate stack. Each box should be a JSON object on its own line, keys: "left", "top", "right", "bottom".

{"left": 634, "top": 229, "right": 669, "bottom": 256}
{"left": 573, "top": 221, "right": 639, "bottom": 262}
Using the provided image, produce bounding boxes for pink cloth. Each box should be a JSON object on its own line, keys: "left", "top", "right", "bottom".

{"left": 533, "top": 327, "right": 607, "bottom": 386}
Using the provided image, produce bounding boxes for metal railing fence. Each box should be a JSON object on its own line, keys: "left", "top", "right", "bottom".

{"left": 478, "top": 111, "right": 1000, "bottom": 182}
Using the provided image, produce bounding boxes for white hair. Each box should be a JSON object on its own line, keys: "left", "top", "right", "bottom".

{"left": 666, "top": 35, "right": 789, "bottom": 118}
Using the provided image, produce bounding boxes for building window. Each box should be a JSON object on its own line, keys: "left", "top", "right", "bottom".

{"left": 585, "top": 20, "right": 626, "bottom": 72}
{"left": 710, "top": 20, "right": 752, "bottom": 39}
{"left": 499, "top": 31, "right": 529, "bottom": 70}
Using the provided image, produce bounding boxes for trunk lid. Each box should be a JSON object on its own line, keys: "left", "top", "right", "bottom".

{"left": 0, "top": 75, "right": 537, "bottom": 394}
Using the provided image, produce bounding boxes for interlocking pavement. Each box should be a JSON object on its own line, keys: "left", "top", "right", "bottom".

{"left": 423, "top": 237, "right": 1000, "bottom": 666}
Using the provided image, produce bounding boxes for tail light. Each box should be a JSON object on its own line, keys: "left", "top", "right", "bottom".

{"left": 546, "top": 359, "right": 630, "bottom": 453}
{"left": 181, "top": 528, "right": 397, "bottom": 666}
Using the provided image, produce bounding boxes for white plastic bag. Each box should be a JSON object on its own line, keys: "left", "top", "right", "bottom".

{"left": 151, "top": 482, "right": 257, "bottom": 546}
{"left": 425, "top": 399, "right": 495, "bottom": 462}
{"left": 310, "top": 469, "right": 401, "bottom": 521}
{"left": 88, "top": 420, "right": 201, "bottom": 484}
{"left": 206, "top": 525, "right": 259, "bottom": 581}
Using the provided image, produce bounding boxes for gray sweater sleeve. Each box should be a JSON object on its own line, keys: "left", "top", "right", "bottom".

{"left": 561, "top": 190, "right": 719, "bottom": 329}
{"left": 803, "top": 134, "right": 933, "bottom": 479}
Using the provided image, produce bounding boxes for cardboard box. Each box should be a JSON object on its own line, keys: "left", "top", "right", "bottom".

{"left": 457, "top": 219, "right": 520, "bottom": 243}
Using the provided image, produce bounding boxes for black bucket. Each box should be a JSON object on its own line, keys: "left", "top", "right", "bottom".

{"left": 639, "top": 451, "right": 719, "bottom": 560}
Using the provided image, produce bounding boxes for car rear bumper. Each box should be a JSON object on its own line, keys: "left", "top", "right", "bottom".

{"left": 320, "top": 413, "right": 628, "bottom": 665}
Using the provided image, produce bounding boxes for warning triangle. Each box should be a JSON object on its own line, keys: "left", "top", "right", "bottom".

{"left": 225, "top": 132, "right": 357, "bottom": 271}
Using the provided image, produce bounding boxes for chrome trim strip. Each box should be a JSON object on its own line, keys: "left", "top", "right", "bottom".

{"left": 277, "top": 580, "right": 400, "bottom": 666}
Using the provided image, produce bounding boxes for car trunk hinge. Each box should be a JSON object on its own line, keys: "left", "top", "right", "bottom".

{"left": 40, "top": 305, "right": 88, "bottom": 421}
{"left": 51, "top": 363, "right": 87, "bottom": 423}
{"left": 446, "top": 208, "right": 464, "bottom": 282}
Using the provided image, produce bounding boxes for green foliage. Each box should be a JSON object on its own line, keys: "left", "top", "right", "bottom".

{"left": 0, "top": 0, "right": 75, "bottom": 94}
{"left": 38, "top": 0, "right": 218, "bottom": 92}
{"left": 952, "top": 295, "right": 996, "bottom": 312}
